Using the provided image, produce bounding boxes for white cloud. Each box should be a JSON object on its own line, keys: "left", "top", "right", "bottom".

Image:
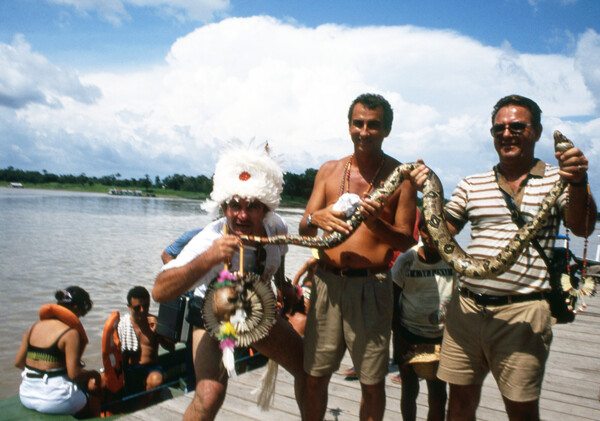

{"left": 0, "top": 35, "right": 101, "bottom": 109}
{"left": 1, "top": 16, "right": 599, "bottom": 199}
{"left": 575, "top": 29, "right": 600, "bottom": 113}
{"left": 47, "top": 0, "right": 230, "bottom": 25}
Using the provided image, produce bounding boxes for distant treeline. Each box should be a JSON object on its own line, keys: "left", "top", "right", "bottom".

{"left": 1, "top": 166, "right": 318, "bottom": 200}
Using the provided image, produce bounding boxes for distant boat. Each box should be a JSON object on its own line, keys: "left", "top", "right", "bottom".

{"left": 108, "top": 189, "right": 155, "bottom": 197}
{"left": 108, "top": 188, "right": 142, "bottom": 196}
{"left": 9, "top": 182, "right": 23, "bottom": 188}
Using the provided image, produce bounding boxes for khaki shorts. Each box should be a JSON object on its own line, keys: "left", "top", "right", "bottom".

{"left": 303, "top": 267, "right": 393, "bottom": 385}
{"left": 437, "top": 292, "right": 553, "bottom": 402}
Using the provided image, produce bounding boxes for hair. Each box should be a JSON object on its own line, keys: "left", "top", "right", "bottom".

{"left": 55, "top": 286, "right": 92, "bottom": 316}
{"left": 127, "top": 286, "right": 150, "bottom": 305}
{"left": 347, "top": 93, "right": 394, "bottom": 131}
{"left": 491, "top": 94, "right": 542, "bottom": 129}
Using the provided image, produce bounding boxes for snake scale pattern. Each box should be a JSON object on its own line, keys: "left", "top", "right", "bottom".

{"left": 240, "top": 130, "right": 574, "bottom": 279}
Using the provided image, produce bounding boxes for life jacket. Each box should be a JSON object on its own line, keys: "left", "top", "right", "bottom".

{"left": 102, "top": 311, "right": 125, "bottom": 394}
{"left": 38, "top": 304, "right": 88, "bottom": 352}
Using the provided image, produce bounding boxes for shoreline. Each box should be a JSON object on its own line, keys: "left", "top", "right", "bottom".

{"left": 2, "top": 183, "right": 308, "bottom": 208}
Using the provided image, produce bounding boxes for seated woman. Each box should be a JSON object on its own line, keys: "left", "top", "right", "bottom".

{"left": 14, "top": 286, "right": 102, "bottom": 415}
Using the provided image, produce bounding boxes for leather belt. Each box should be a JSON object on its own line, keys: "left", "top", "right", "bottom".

{"left": 318, "top": 261, "right": 389, "bottom": 277}
{"left": 25, "top": 369, "right": 67, "bottom": 379}
{"left": 459, "top": 287, "right": 545, "bottom": 306}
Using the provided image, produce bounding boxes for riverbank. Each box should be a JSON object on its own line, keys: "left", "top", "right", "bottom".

{"left": 4, "top": 182, "right": 308, "bottom": 208}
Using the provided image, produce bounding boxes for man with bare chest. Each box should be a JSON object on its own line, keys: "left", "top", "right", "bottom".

{"left": 118, "top": 286, "right": 173, "bottom": 397}
{"left": 300, "top": 93, "right": 418, "bottom": 420}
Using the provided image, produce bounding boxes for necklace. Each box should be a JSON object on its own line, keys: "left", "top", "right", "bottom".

{"left": 338, "top": 153, "right": 386, "bottom": 198}
{"left": 562, "top": 180, "right": 594, "bottom": 312}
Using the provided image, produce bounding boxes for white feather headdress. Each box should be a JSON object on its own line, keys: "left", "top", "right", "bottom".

{"left": 202, "top": 140, "right": 284, "bottom": 215}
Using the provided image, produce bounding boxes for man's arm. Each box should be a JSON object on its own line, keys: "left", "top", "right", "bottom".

{"left": 273, "top": 256, "right": 286, "bottom": 291}
{"left": 299, "top": 161, "right": 351, "bottom": 236}
{"left": 565, "top": 184, "right": 596, "bottom": 237}
{"left": 152, "top": 235, "right": 240, "bottom": 303}
{"left": 161, "top": 228, "right": 203, "bottom": 264}
{"left": 556, "top": 147, "right": 597, "bottom": 237}
{"left": 148, "top": 315, "right": 176, "bottom": 351}
{"left": 361, "top": 178, "right": 418, "bottom": 252}
{"left": 161, "top": 250, "right": 174, "bottom": 264}
{"left": 293, "top": 257, "right": 317, "bottom": 286}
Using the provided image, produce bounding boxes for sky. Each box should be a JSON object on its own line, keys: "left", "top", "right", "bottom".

{"left": 1, "top": 0, "right": 599, "bottom": 201}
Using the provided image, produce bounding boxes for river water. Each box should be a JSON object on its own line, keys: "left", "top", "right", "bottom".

{"left": 1, "top": 187, "right": 598, "bottom": 400}
{"left": 0, "top": 187, "right": 314, "bottom": 400}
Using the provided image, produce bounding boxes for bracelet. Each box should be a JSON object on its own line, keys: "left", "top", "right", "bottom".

{"left": 569, "top": 173, "right": 588, "bottom": 187}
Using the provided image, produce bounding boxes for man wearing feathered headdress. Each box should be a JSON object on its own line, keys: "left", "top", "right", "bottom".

{"left": 152, "top": 141, "right": 304, "bottom": 420}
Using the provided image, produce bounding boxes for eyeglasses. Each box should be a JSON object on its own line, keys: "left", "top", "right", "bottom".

{"left": 490, "top": 122, "right": 532, "bottom": 137}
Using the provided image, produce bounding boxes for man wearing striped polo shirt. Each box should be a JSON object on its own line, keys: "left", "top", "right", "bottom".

{"left": 413, "top": 94, "right": 596, "bottom": 420}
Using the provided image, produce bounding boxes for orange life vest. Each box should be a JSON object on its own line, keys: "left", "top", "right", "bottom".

{"left": 38, "top": 304, "right": 88, "bottom": 352}
{"left": 101, "top": 311, "right": 125, "bottom": 393}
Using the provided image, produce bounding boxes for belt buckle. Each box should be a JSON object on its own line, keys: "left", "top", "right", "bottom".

{"left": 338, "top": 268, "right": 351, "bottom": 277}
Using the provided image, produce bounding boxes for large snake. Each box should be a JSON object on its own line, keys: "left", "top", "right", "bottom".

{"left": 240, "top": 131, "right": 574, "bottom": 279}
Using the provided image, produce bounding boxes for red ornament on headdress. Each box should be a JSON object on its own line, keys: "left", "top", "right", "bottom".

{"left": 239, "top": 171, "right": 251, "bottom": 181}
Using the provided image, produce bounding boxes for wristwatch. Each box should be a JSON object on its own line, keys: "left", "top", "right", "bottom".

{"left": 307, "top": 213, "right": 316, "bottom": 228}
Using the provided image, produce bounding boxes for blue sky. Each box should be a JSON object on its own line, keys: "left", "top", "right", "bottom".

{"left": 1, "top": 0, "right": 599, "bottom": 200}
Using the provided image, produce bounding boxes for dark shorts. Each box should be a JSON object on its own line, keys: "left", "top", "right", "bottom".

{"left": 393, "top": 324, "right": 442, "bottom": 381}
{"left": 124, "top": 363, "right": 163, "bottom": 393}
{"left": 185, "top": 296, "right": 205, "bottom": 328}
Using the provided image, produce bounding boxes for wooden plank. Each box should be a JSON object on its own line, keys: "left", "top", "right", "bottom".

{"left": 119, "top": 294, "right": 600, "bottom": 420}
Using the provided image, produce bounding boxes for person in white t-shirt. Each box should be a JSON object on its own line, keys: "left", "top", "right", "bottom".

{"left": 152, "top": 141, "right": 304, "bottom": 421}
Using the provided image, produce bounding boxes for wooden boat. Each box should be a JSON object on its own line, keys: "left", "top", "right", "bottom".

{"left": 1, "top": 343, "right": 267, "bottom": 420}
{"left": 1, "top": 296, "right": 268, "bottom": 420}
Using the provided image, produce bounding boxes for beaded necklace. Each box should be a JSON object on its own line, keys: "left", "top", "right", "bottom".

{"left": 338, "top": 153, "right": 386, "bottom": 198}
{"left": 562, "top": 180, "right": 594, "bottom": 312}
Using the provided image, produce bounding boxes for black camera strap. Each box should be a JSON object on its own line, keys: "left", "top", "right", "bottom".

{"left": 494, "top": 170, "right": 553, "bottom": 270}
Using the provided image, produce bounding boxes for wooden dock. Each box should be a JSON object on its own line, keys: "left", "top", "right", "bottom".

{"left": 121, "top": 295, "right": 600, "bottom": 420}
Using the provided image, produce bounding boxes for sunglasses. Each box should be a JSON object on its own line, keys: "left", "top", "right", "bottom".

{"left": 131, "top": 303, "right": 149, "bottom": 312}
{"left": 490, "top": 122, "right": 532, "bottom": 137}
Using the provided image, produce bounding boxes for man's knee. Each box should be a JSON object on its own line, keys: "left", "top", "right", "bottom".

{"left": 145, "top": 371, "right": 164, "bottom": 390}
{"left": 305, "top": 373, "right": 330, "bottom": 389}
{"left": 190, "top": 379, "right": 227, "bottom": 419}
{"left": 360, "top": 380, "right": 385, "bottom": 396}
{"left": 447, "top": 383, "right": 481, "bottom": 421}
{"left": 503, "top": 397, "right": 540, "bottom": 421}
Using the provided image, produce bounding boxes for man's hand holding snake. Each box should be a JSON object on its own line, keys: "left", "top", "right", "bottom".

{"left": 556, "top": 146, "right": 588, "bottom": 186}
{"left": 310, "top": 206, "right": 353, "bottom": 235}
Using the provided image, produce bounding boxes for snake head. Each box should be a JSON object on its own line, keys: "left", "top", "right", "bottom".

{"left": 553, "top": 130, "right": 574, "bottom": 154}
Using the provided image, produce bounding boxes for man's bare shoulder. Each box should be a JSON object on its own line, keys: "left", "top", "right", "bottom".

{"left": 383, "top": 154, "right": 402, "bottom": 168}
{"left": 317, "top": 156, "right": 351, "bottom": 176}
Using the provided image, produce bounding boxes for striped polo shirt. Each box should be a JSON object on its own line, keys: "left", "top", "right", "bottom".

{"left": 445, "top": 160, "right": 567, "bottom": 295}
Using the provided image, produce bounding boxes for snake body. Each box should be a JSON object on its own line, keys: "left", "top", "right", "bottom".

{"left": 240, "top": 130, "right": 574, "bottom": 279}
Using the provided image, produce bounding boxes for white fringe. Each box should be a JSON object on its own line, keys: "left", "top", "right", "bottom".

{"left": 222, "top": 347, "right": 237, "bottom": 379}
{"left": 252, "top": 359, "right": 279, "bottom": 410}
